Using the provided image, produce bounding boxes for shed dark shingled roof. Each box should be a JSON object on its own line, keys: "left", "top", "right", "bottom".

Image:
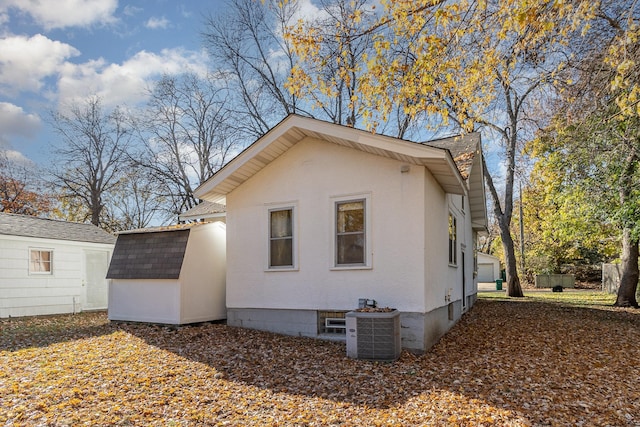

{"left": 106, "top": 228, "right": 190, "bottom": 280}
{"left": 0, "top": 212, "right": 115, "bottom": 244}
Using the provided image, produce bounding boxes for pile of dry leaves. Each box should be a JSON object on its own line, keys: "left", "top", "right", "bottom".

{"left": 1, "top": 299, "right": 638, "bottom": 426}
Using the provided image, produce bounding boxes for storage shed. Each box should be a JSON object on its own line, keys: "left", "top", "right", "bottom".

{"left": 106, "top": 221, "right": 226, "bottom": 324}
{"left": 0, "top": 212, "right": 115, "bottom": 318}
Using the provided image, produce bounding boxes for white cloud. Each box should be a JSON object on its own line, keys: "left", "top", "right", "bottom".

{"left": 0, "top": 0, "right": 118, "bottom": 30}
{"left": 0, "top": 34, "right": 80, "bottom": 95}
{"left": 292, "top": 0, "right": 325, "bottom": 22}
{"left": 0, "top": 102, "right": 41, "bottom": 137}
{"left": 0, "top": 102, "right": 41, "bottom": 159}
{"left": 145, "top": 16, "right": 170, "bottom": 30}
{"left": 123, "top": 5, "right": 142, "bottom": 17}
{"left": 56, "top": 48, "right": 210, "bottom": 109}
{"left": 0, "top": 148, "right": 33, "bottom": 166}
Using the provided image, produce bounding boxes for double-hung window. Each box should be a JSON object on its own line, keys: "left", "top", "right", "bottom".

{"left": 448, "top": 213, "right": 457, "bottom": 266}
{"left": 269, "top": 207, "right": 294, "bottom": 268}
{"left": 335, "top": 199, "right": 366, "bottom": 266}
{"left": 30, "top": 249, "right": 53, "bottom": 274}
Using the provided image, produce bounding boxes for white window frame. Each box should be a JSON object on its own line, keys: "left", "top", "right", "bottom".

{"left": 448, "top": 212, "right": 458, "bottom": 266}
{"left": 265, "top": 202, "right": 298, "bottom": 271}
{"left": 331, "top": 193, "right": 372, "bottom": 270}
{"left": 29, "top": 248, "right": 53, "bottom": 275}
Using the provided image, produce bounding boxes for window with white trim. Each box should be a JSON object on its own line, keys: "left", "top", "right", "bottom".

{"left": 448, "top": 213, "right": 457, "bottom": 265}
{"left": 30, "top": 249, "right": 53, "bottom": 274}
{"left": 335, "top": 198, "right": 366, "bottom": 266}
{"left": 269, "top": 207, "right": 294, "bottom": 268}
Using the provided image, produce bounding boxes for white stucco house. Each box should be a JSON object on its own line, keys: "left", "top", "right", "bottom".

{"left": 477, "top": 252, "right": 501, "bottom": 283}
{"left": 107, "top": 221, "right": 226, "bottom": 324}
{"left": 0, "top": 212, "right": 115, "bottom": 318}
{"left": 195, "top": 114, "right": 487, "bottom": 352}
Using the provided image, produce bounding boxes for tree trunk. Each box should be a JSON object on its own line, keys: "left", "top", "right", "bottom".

{"left": 615, "top": 228, "right": 639, "bottom": 307}
{"left": 614, "top": 148, "right": 639, "bottom": 308}
{"left": 500, "top": 220, "right": 524, "bottom": 297}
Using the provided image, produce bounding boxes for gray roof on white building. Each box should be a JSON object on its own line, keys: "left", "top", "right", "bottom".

{"left": 178, "top": 201, "right": 226, "bottom": 222}
{"left": 423, "top": 133, "right": 481, "bottom": 180}
{"left": 106, "top": 227, "right": 190, "bottom": 279}
{"left": 0, "top": 212, "right": 116, "bottom": 244}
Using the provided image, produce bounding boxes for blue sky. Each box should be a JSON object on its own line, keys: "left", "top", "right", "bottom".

{"left": 0, "top": 0, "right": 228, "bottom": 165}
{"left": 0, "top": 0, "right": 507, "bottom": 184}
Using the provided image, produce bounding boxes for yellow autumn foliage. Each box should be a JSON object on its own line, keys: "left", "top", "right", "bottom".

{"left": 284, "top": 0, "right": 599, "bottom": 133}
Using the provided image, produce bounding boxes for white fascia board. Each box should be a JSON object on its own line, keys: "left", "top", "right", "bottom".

{"left": 194, "top": 115, "right": 303, "bottom": 201}
{"left": 195, "top": 114, "right": 468, "bottom": 201}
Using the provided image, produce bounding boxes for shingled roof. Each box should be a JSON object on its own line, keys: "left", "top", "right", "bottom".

{"left": 0, "top": 212, "right": 115, "bottom": 244}
{"left": 106, "top": 227, "right": 191, "bottom": 280}
{"left": 178, "top": 201, "right": 226, "bottom": 222}
{"left": 423, "top": 133, "right": 480, "bottom": 180}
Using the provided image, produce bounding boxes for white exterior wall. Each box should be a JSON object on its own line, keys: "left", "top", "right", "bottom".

{"left": 108, "top": 279, "right": 180, "bottom": 323}
{"left": 226, "top": 137, "right": 429, "bottom": 313}
{"left": 422, "top": 168, "right": 450, "bottom": 312}
{"left": 179, "top": 221, "right": 226, "bottom": 323}
{"left": 0, "top": 235, "right": 113, "bottom": 318}
{"left": 445, "top": 194, "right": 477, "bottom": 310}
{"left": 419, "top": 176, "right": 477, "bottom": 314}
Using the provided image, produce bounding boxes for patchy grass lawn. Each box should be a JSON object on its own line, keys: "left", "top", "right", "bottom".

{"left": 478, "top": 289, "right": 618, "bottom": 307}
{"left": 1, "top": 298, "right": 639, "bottom": 426}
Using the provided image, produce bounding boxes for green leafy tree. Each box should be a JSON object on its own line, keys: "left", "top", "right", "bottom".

{"left": 534, "top": 107, "right": 639, "bottom": 306}
{"left": 534, "top": 1, "right": 640, "bottom": 306}
{"left": 524, "top": 140, "right": 620, "bottom": 275}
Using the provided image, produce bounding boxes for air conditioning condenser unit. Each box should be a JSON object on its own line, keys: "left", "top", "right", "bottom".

{"left": 346, "top": 309, "right": 401, "bottom": 361}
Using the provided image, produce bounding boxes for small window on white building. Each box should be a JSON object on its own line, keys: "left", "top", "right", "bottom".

{"left": 448, "top": 213, "right": 457, "bottom": 266}
{"left": 30, "top": 249, "right": 53, "bottom": 274}
{"left": 336, "top": 199, "right": 366, "bottom": 266}
{"left": 269, "top": 207, "right": 294, "bottom": 268}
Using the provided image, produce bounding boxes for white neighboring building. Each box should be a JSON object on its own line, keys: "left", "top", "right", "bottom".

{"left": 0, "top": 213, "right": 115, "bottom": 318}
{"left": 477, "top": 252, "right": 501, "bottom": 283}
{"left": 195, "top": 115, "right": 487, "bottom": 352}
{"left": 107, "top": 221, "right": 226, "bottom": 324}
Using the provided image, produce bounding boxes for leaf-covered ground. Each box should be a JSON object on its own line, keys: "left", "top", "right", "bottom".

{"left": 1, "top": 298, "right": 639, "bottom": 426}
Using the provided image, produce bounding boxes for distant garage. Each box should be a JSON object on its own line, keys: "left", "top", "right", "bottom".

{"left": 106, "top": 221, "right": 226, "bottom": 324}
{"left": 477, "top": 252, "right": 501, "bottom": 283}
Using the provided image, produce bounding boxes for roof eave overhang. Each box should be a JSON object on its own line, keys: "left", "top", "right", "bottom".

{"left": 178, "top": 212, "right": 227, "bottom": 222}
{"left": 467, "top": 147, "right": 488, "bottom": 232}
{"left": 195, "top": 115, "right": 468, "bottom": 204}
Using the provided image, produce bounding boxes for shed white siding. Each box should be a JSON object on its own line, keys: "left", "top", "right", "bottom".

{"left": 179, "top": 221, "right": 227, "bottom": 323}
{"left": 0, "top": 235, "right": 113, "bottom": 318}
{"left": 108, "top": 221, "right": 226, "bottom": 324}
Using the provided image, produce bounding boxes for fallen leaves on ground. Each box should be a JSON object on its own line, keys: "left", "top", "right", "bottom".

{"left": 1, "top": 300, "right": 639, "bottom": 426}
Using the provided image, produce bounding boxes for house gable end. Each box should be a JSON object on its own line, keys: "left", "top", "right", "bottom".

{"left": 195, "top": 115, "right": 468, "bottom": 204}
